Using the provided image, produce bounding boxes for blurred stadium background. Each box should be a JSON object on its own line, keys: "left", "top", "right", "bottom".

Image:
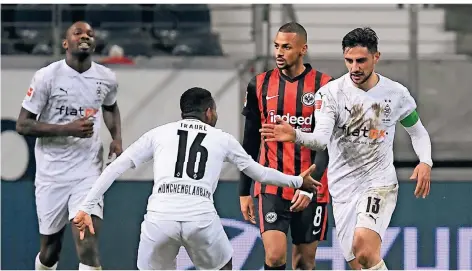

{"left": 1, "top": 3, "right": 471, "bottom": 270}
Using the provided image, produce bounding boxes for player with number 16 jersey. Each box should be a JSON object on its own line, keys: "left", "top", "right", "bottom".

{"left": 73, "top": 87, "right": 322, "bottom": 270}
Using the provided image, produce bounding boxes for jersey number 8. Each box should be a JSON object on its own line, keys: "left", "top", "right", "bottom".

{"left": 174, "top": 130, "right": 208, "bottom": 180}
{"left": 313, "top": 205, "right": 323, "bottom": 227}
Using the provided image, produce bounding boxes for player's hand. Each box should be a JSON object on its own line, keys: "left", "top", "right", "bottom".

{"left": 290, "top": 190, "right": 312, "bottom": 212}
{"left": 64, "top": 116, "right": 94, "bottom": 138}
{"left": 72, "top": 210, "right": 95, "bottom": 240}
{"left": 107, "top": 139, "right": 123, "bottom": 165}
{"left": 299, "top": 164, "right": 322, "bottom": 193}
{"left": 240, "top": 196, "right": 256, "bottom": 224}
{"left": 410, "top": 162, "right": 431, "bottom": 198}
{"left": 259, "top": 116, "right": 296, "bottom": 143}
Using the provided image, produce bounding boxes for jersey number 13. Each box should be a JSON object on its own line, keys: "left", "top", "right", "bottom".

{"left": 174, "top": 130, "right": 208, "bottom": 180}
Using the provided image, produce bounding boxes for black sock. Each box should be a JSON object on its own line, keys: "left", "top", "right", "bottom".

{"left": 264, "top": 263, "right": 286, "bottom": 270}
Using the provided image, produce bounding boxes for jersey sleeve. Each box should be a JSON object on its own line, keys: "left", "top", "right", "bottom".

{"left": 21, "top": 69, "right": 50, "bottom": 115}
{"left": 240, "top": 77, "right": 262, "bottom": 195}
{"left": 122, "top": 131, "right": 155, "bottom": 168}
{"left": 225, "top": 133, "right": 302, "bottom": 188}
{"left": 403, "top": 119, "right": 433, "bottom": 167}
{"left": 79, "top": 154, "right": 135, "bottom": 214}
{"left": 312, "top": 147, "right": 329, "bottom": 180}
{"left": 241, "top": 77, "right": 259, "bottom": 119}
{"left": 320, "top": 73, "right": 334, "bottom": 87}
{"left": 309, "top": 72, "right": 333, "bottom": 180}
{"left": 295, "top": 86, "right": 337, "bottom": 151}
{"left": 225, "top": 133, "right": 256, "bottom": 171}
{"left": 398, "top": 87, "right": 418, "bottom": 126}
{"left": 103, "top": 73, "right": 118, "bottom": 106}
{"left": 79, "top": 129, "right": 157, "bottom": 214}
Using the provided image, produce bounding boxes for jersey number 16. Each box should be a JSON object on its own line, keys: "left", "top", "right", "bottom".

{"left": 174, "top": 130, "right": 208, "bottom": 180}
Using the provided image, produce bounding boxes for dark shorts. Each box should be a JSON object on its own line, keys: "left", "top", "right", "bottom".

{"left": 258, "top": 193, "right": 329, "bottom": 245}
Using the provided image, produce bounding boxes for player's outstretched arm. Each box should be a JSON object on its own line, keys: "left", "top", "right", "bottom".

{"left": 259, "top": 113, "right": 334, "bottom": 151}
{"left": 226, "top": 134, "right": 321, "bottom": 193}
{"left": 73, "top": 153, "right": 135, "bottom": 241}
{"left": 79, "top": 154, "right": 134, "bottom": 214}
{"left": 241, "top": 159, "right": 321, "bottom": 193}
{"left": 401, "top": 110, "right": 433, "bottom": 198}
{"left": 79, "top": 131, "right": 154, "bottom": 213}
{"left": 260, "top": 88, "right": 336, "bottom": 151}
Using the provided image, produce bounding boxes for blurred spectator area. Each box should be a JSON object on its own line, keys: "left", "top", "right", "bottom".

{"left": 211, "top": 4, "right": 469, "bottom": 58}
{"left": 1, "top": 4, "right": 471, "bottom": 58}
{"left": 1, "top": 4, "right": 224, "bottom": 57}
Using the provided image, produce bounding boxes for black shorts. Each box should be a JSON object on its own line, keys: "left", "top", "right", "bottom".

{"left": 258, "top": 193, "right": 329, "bottom": 245}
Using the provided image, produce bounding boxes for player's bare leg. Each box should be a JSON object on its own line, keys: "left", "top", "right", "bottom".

{"left": 352, "top": 227, "right": 386, "bottom": 270}
{"left": 292, "top": 241, "right": 319, "bottom": 270}
{"left": 262, "top": 230, "right": 287, "bottom": 269}
{"left": 71, "top": 215, "right": 102, "bottom": 269}
{"left": 36, "top": 227, "right": 66, "bottom": 269}
{"left": 220, "top": 258, "right": 232, "bottom": 270}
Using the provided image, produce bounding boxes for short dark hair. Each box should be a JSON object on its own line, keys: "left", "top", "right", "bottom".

{"left": 180, "top": 87, "right": 215, "bottom": 115}
{"left": 342, "top": 27, "right": 379, "bottom": 53}
{"left": 278, "top": 22, "right": 307, "bottom": 43}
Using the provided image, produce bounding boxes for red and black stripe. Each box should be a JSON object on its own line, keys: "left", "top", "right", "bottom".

{"left": 259, "top": 70, "right": 272, "bottom": 195}
{"left": 254, "top": 65, "right": 333, "bottom": 201}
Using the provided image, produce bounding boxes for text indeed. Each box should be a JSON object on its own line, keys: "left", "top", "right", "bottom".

{"left": 268, "top": 110, "right": 312, "bottom": 132}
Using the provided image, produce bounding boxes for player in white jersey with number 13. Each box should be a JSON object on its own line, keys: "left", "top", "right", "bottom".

{"left": 16, "top": 21, "right": 122, "bottom": 270}
{"left": 72, "top": 87, "right": 322, "bottom": 270}
{"left": 260, "top": 27, "right": 433, "bottom": 270}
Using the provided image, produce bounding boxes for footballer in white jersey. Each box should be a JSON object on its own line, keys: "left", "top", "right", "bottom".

{"left": 16, "top": 22, "right": 122, "bottom": 270}
{"left": 260, "top": 27, "right": 433, "bottom": 270}
{"left": 72, "top": 87, "right": 321, "bottom": 270}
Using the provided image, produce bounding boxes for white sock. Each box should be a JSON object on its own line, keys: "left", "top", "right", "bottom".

{"left": 78, "top": 263, "right": 102, "bottom": 270}
{"left": 35, "top": 253, "right": 58, "bottom": 270}
{"left": 362, "top": 259, "right": 388, "bottom": 270}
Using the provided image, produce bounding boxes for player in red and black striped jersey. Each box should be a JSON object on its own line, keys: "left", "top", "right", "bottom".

{"left": 239, "top": 22, "right": 333, "bottom": 270}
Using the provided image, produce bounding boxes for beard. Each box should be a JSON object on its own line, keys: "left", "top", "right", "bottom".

{"left": 351, "top": 70, "right": 373, "bottom": 85}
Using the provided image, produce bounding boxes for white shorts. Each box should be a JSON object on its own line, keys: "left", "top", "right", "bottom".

{"left": 333, "top": 184, "right": 398, "bottom": 262}
{"left": 35, "top": 176, "right": 104, "bottom": 235}
{"left": 137, "top": 213, "right": 233, "bottom": 270}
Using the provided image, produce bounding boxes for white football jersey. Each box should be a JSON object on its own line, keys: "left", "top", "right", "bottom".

{"left": 21, "top": 60, "right": 118, "bottom": 182}
{"left": 315, "top": 73, "right": 416, "bottom": 203}
{"left": 123, "top": 119, "right": 263, "bottom": 221}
